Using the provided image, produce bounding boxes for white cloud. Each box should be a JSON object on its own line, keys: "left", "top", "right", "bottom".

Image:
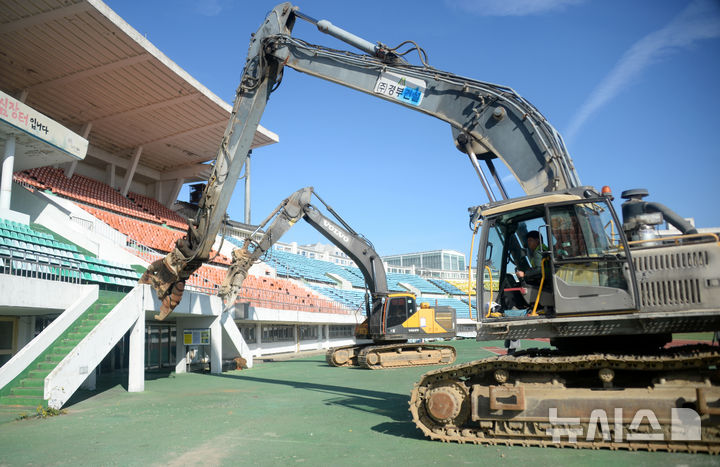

{"left": 447, "top": 0, "right": 585, "bottom": 16}
{"left": 194, "top": 0, "right": 223, "bottom": 17}
{"left": 565, "top": 0, "right": 720, "bottom": 143}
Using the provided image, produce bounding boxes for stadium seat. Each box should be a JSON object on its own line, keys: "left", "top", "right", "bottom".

{"left": 0, "top": 217, "right": 140, "bottom": 290}
{"left": 429, "top": 278, "right": 467, "bottom": 295}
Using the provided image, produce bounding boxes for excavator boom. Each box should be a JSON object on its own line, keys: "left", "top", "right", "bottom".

{"left": 140, "top": 2, "right": 581, "bottom": 319}
{"left": 218, "top": 186, "right": 386, "bottom": 308}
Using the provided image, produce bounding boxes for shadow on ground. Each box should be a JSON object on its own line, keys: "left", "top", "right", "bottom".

{"left": 64, "top": 369, "right": 174, "bottom": 408}
{"left": 213, "top": 372, "right": 426, "bottom": 440}
{"left": 255, "top": 358, "right": 328, "bottom": 366}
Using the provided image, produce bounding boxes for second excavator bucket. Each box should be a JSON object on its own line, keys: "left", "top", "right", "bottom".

{"left": 218, "top": 239, "right": 256, "bottom": 308}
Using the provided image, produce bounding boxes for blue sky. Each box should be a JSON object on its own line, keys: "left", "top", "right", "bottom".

{"left": 105, "top": 0, "right": 720, "bottom": 259}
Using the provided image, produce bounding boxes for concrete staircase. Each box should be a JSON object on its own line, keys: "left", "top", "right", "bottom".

{"left": 1, "top": 284, "right": 253, "bottom": 410}
{"left": 0, "top": 291, "right": 124, "bottom": 408}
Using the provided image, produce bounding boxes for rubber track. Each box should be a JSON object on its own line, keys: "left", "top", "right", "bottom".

{"left": 409, "top": 345, "right": 720, "bottom": 453}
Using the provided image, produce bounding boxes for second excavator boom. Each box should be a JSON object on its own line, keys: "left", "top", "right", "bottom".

{"left": 219, "top": 187, "right": 457, "bottom": 370}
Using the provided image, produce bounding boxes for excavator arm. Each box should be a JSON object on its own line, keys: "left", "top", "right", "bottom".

{"left": 141, "top": 2, "right": 579, "bottom": 319}
{"left": 218, "top": 186, "right": 388, "bottom": 314}
{"left": 138, "top": 5, "right": 296, "bottom": 319}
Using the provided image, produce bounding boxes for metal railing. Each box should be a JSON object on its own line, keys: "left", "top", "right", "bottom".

{"left": 0, "top": 249, "right": 81, "bottom": 284}
{"left": 13, "top": 179, "right": 36, "bottom": 191}
{"left": 126, "top": 238, "right": 165, "bottom": 258}
{"left": 184, "top": 283, "right": 219, "bottom": 295}
{"left": 70, "top": 210, "right": 127, "bottom": 248}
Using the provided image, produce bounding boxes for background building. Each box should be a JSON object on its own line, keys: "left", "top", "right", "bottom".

{"left": 383, "top": 249, "right": 468, "bottom": 280}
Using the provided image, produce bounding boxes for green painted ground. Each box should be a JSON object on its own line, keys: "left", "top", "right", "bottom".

{"left": 0, "top": 339, "right": 718, "bottom": 466}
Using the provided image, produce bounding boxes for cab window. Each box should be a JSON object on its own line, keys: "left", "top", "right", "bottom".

{"left": 549, "top": 201, "right": 628, "bottom": 290}
{"left": 386, "top": 297, "right": 409, "bottom": 328}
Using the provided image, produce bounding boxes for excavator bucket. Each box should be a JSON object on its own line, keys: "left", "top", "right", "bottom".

{"left": 139, "top": 257, "right": 185, "bottom": 320}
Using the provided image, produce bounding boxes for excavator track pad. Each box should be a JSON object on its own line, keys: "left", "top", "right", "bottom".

{"left": 409, "top": 345, "right": 720, "bottom": 453}
{"left": 326, "top": 343, "right": 456, "bottom": 370}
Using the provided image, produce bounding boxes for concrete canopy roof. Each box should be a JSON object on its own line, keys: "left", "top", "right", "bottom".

{"left": 0, "top": 0, "right": 278, "bottom": 184}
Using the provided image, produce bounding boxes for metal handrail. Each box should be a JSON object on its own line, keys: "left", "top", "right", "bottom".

{"left": 184, "top": 283, "right": 219, "bottom": 295}
{"left": 0, "top": 249, "right": 81, "bottom": 284}
{"left": 126, "top": 238, "right": 166, "bottom": 257}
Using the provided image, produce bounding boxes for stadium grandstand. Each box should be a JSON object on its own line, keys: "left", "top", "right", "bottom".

{"left": 0, "top": 0, "right": 477, "bottom": 410}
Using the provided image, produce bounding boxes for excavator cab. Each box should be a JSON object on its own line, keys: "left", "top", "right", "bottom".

{"left": 358, "top": 293, "right": 456, "bottom": 342}
{"left": 476, "top": 193, "right": 638, "bottom": 319}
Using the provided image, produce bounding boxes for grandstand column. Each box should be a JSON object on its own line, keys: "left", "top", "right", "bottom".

{"left": 153, "top": 181, "right": 163, "bottom": 205}
{"left": 128, "top": 302, "right": 145, "bottom": 392}
{"left": 121, "top": 146, "right": 143, "bottom": 196}
{"left": 81, "top": 369, "right": 97, "bottom": 391}
{"left": 210, "top": 315, "right": 222, "bottom": 374}
{"left": 65, "top": 160, "right": 78, "bottom": 180}
{"left": 255, "top": 322, "right": 262, "bottom": 357}
{"left": 0, "top": 135, "right": 15, "bottom": 210}
{"left": 0, "top": 80, "right": 23, "bottom": 205}
{"left": 175, "top": 318, "right": 187, "bottom": 374}
{"left": 166, "top": 177, "right": 185, "bottom": 209}
{"left": 106, "top": 163, "right": 116, "bottom": 189}
{"left": 16, "top": 316, "right": 34, "bottom": 350}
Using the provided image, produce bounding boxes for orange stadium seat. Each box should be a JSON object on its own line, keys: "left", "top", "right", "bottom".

{"left": 15, "top": 168, "right": 168, "bottom": 224}
{"left": 128, "top": 191, "right": 188, "bottom": 229}
{"left": 234, "top": 275, "right": 350, "bottom": 314}
{"left": 76, "top": 205, "right": 229, "bottom": 268}
{"left": 12, "top": 167, "right": 351, "bottom": 314}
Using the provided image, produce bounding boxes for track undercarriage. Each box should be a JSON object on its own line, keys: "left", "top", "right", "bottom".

{"left": 326, "top": 342, "right": 456, "bottom": 370}
{"left": 409, "top": 345, "right": 720, "bottom": 453}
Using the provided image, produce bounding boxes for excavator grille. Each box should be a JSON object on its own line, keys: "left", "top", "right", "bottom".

{"left": 633, "top": 249, "right": 709, "bottom": 272}
{"left": 631, "top": 241, "right": 719, "bottom": 312}
{"left": 638, "top": 278, "right": 701, "bottom": 308}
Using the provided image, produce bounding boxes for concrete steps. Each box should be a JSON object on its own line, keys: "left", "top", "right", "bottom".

{"left": 0, "top": 291, "right": 124, "bottom": 408}
{"left": 0, "top": 394, "right": 45, "bottom": 408}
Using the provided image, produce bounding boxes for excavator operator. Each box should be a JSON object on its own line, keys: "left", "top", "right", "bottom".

{"left": 516, "top": 230, "right": 548, "bottom": 283}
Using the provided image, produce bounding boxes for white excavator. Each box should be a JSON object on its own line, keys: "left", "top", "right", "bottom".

{"left": 139, "top": 3, "right": 720, "bottom": 452}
